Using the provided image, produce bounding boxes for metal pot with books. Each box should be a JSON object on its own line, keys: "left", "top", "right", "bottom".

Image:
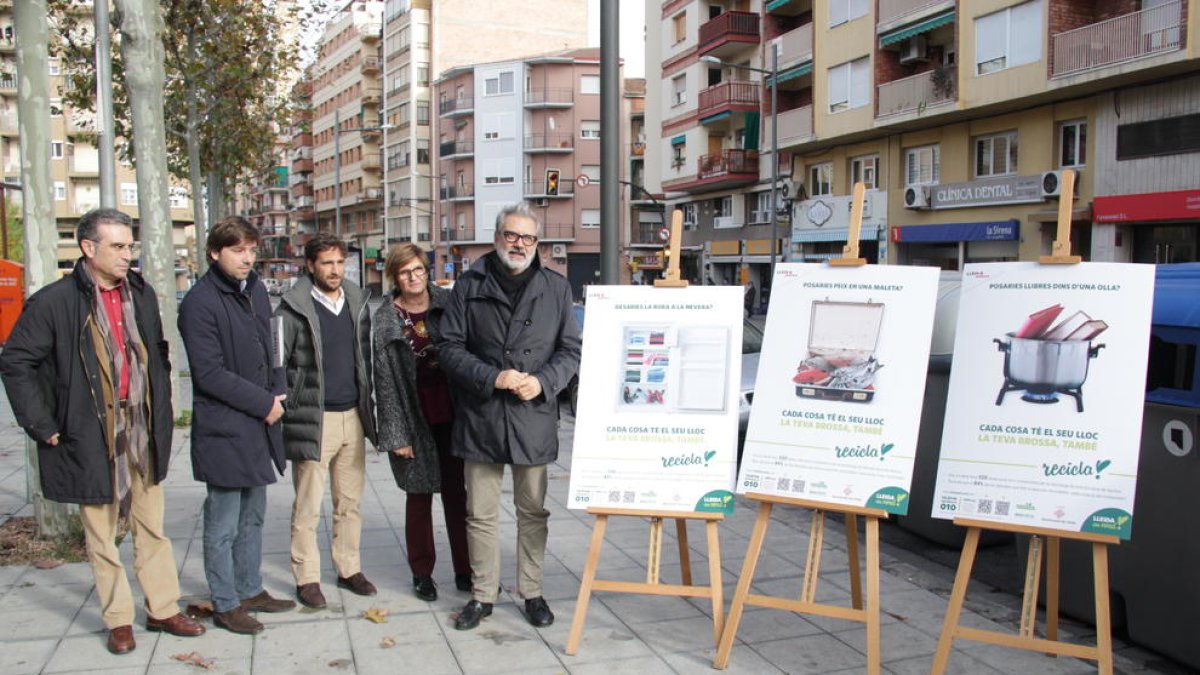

{"left": 993, "top": 306, "right": 1107, "bottom": 412}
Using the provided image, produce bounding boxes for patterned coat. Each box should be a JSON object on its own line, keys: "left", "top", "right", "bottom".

{"left": 372, "top": 283, "right": 450, "bottom": 493}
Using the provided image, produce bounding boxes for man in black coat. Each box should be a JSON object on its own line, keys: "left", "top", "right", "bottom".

{"left": 179, "top": 216, "right": 295, "bottom": 635}
{"left": 437, "top": 203, "right": 581, "bottom": 631}
{"left": 0, "top": 208, "right": 204, "bottom": 654}
{"left": 275, "top": 233, "right": 378, "bottom": 609}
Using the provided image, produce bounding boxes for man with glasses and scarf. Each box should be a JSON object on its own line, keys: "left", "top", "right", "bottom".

{"left": 1, "top": 208, "right": 204, "bottom": 654}
{"left": 436, "top": 203, "right": 581, "bottom": 631}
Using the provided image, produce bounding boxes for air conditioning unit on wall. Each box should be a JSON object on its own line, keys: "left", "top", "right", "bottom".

{"left": 1041, "top": 169, "right": 1077, "bottom": 198}
{"left": 903, "top": 185, "right": 931, "bottom": 209}
{"left": 550, "top": 243, "right": 568, "bottom": 259}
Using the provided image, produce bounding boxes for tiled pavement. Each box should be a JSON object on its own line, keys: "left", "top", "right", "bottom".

{"left": 0, "top": 380, "right": 1187, "bottom": 674}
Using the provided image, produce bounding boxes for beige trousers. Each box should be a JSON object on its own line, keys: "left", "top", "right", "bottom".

{"left": 290, "top": 409, "right": 366, "bottom": 585}
{"left": 463, "top": 460, "right": 549, "bottom": 603}
{"left": 79, "top": 469, "right": 181, "bottom": 629}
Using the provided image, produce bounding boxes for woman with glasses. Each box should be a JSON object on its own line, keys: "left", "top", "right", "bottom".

{"left": 372, "top": 243, "right": 471, "bottom": 601}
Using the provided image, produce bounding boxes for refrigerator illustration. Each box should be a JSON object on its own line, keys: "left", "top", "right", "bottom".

{"left": 617, "top": 324, "right": 730, "bottom": 413}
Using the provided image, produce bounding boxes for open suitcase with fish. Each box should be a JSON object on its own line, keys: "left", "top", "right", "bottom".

{"left": 793, "top": 300, "right": 884, "bottom": 403}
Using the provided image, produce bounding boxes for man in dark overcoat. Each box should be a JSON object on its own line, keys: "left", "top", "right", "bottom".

{"left": 436, "top": 203, "right": 581, "bottom": 631}
{"left": 179, "top": 216, "right": 295, "bottom": 635}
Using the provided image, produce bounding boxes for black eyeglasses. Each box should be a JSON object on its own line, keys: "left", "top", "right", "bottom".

{"left": 500, "top": 230, "right": 538, "bottom": 246}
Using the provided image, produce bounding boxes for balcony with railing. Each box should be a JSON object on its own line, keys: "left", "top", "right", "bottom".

{"left": 766, "top": 104, "right": 813, "bottom": 149}
{"left": 439, "top": 185, "right": 475, "bottom": 201}
{"left": 525, "top": 88, "right": 574, "bottom": 108}
{"left": 361, "top": 152, "right": 381, "bottom": 171}
{"left": 524, "top": 179, "right": 575, "bottom": 198}
{"left": 439, "top": 97, "right": 474, "bottom": 117}
{"left": 293, "top": 157, "right": 314, "bottom": 173}
{"left": 362, "top": 86, "right": 382, "bottom": 105}
{"left": 439, "top": 140, "right": 475, "bottom": 158}
{"left": 291, "top": 182, "right": 313, "bottom": 199}
{"left": 698, "top": 11, "right": 761, "bottom": 58}
{"left": 361, "top": 56, "right": 380, "bottom": 74}
{"left": 877, "top": 0, "right": 955, "bottom": 31}
{"left": 876, "top": 67, "right": 956, "bottom": 119}
{"left": 775, "top": 22, "right": 813, "bottom": 71}
{"left": 1051, "top": 1, "right": 1184, "bottom": 78}
{"left": 698, "top": 149, "right": 759, "bottom": 183}
{"left": 698, "top": 81, "right": 760, "bottom": 122}
{"left": 523, "top": 133, "right": 575, "bottom": 152}
{"left": 0, "top": 74, "right": 15, "bottom": 92}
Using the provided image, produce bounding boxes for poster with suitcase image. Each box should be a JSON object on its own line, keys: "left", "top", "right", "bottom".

{"left": 931, "top": 262, "right": 1155, "bottom": 539}
{"left": 568, "top": 285, "right": 744, "bottom": 514}
{"left": 737, "top": 263, "right": 940, "bottom": 514}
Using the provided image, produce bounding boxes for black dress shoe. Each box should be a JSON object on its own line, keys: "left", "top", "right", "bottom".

{"left": 453, "top": 599, "right": 492, "bottom": 631}
{"left": 454, "top": 573, "right": 472, "bottom": 593}
{"left": 413, "top": 575, "right": 437, "bottom": 602}
{"left": 524, "top": 596, "right": 554, "bottom": 627}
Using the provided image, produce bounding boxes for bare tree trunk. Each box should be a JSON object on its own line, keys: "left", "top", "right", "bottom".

{"left": 15, "top": 0, "right": 76, "bottom": 537}
{"left": 114, "top": 0, "right": 182, "bottom": 408}
{"left": 186, "top": 26, "right": 207, "bottom": 276}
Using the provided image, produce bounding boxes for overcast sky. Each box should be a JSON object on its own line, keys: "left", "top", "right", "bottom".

{"left": 588, "top": 0, "right": 646, "bottom": 78}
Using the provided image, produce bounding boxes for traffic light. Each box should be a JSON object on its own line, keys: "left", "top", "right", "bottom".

{"left": 545, "top": 168, "right": 560, "bottom": 196}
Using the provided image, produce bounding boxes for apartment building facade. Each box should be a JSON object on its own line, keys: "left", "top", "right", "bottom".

{"left": 646, "top": 0, "right": 1199, "bottom": 284}
{"left": 432, "top": 49, "right": 627, "bottom": 298}
{"left": 380, "top": 0, "right": 588, "bottom": 278}
{"left": 312, "top": 0, "right": 386, "bottom": 290}
{"left": 0, "top": 3, "right": 194, "bottom": 286}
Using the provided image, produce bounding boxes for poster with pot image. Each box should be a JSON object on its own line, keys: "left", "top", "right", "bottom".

{"left": 931, "top": 262, "right": 1155, "bottom": 539}
{"left": 568, "top": 285, "right": 743, "bottom": 514}
{"left": 737, "top": 263, "right": 939, "bottom": 514}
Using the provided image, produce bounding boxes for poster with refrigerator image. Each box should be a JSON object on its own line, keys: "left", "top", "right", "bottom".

{"left": 931, "top": 262, "right": 1155, "bottom": 539}
{"left": 736, "top": 263, "right": 940, "bottom": 514}
{"left": 568, "top": 285, "right": 743, "bottom": 514}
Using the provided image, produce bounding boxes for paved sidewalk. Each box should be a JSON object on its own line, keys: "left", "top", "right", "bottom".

{"left": 0, "top": 380, "right": 1184, "bottom": 674}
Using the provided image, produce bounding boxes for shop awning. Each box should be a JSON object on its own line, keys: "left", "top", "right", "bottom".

{"left": 892, "top": 219, "right": 1017, "bottom": 243}
{"left": 766, "top": 0, "right": 793, "bottom": 11}
{"left": 671, "top": 135, "right": 687, "bottom": 145}
{"left": 879, "top": 11, "right": 956, "bottom": 47}
{"left": 794, "top": 224, "right": 881, "bottom": 243}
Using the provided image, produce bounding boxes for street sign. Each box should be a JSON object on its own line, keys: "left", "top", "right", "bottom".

{"left": 658, "top": 227, "right": 670, "bottom": 241}
{"left": 576, "top": 174, "right": 591, "bottom": 187}
{"left": 443, "top": 262, "right": 454, "bottom": 274}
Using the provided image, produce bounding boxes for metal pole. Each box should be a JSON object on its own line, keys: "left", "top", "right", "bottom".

{"left": 599, "top": 0, "right": 620, "bottom": 284}
{"left": 334, "top": 108, "right": 341, "bottom": 237}
{"left": 95, "top": 0, "right": 116, "bottom": 207}
{"left": 768, "top": 47, "right": 778, "bottom": 281}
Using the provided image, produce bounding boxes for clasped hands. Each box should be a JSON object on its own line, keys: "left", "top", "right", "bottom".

{"left": 496, "top": 369, "right": 542, "bottom": 402}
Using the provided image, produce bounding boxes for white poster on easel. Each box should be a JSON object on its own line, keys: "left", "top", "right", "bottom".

{"left": 737, "top": 263, "right": 940, "bottom": 514}
{"left": 568, "top": 285, "right": 744, "bottom": 514}
{"left": 931, "top": 262, "right": 1155, "bottom": 539}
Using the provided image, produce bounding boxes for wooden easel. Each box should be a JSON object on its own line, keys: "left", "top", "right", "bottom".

{"left": 714, "top": 495, "right": 887, "bottom": 671}
{"left": 715, "top": 183, "right": 887, "bottom": 673}
{"left": 932, "top": 169, "right": 1119, "bottom": 674}
{"left": 931, "top": 520, "right": 1118, "bottom": 674}
{"left": 565, "top": 209, "right": 727, "bottom": 655}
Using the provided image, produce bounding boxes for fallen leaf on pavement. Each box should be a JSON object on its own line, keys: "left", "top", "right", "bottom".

{"left": 171, "top": 651, "right": 215, "bottom": 670}
{"left": 379, "top": 636, "right": 396, "bottom": 648}
{"left": 31, "top": 557, "right": 63, "bottom": 570}
{"left": 362, "top": 607, "right": 389, "bottom": 624}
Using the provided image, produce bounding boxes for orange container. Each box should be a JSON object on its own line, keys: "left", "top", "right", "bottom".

{"left": 0, "top": 259, "right": 25, "bottom": 345}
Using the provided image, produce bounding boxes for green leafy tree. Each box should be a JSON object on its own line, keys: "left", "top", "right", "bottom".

{"left": 48, "top": 0, "right": 328, "bottom": 231}
{"left": 2, "top": 200, "right": 23, "bottom": 263}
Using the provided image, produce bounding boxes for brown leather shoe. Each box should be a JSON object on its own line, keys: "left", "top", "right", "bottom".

{"left": 296, "top": 582, "right": 327, "bottom": 609}
{"left": 336, "top": 572, "right": 377, "bottom": 596}
{"left": 146, "top": 612, "right": 206, "bottom": 637}
{"left": 240, "top": 590, "right": 296, "bottom": 613}
{"left": 106, "top": 625, "right": 135, "bottom": 654}
{"left": 213, "top": 606, "right": 264, "bottom": 635}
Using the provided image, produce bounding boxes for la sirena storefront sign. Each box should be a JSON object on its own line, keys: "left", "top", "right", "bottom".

{"left": 931, "top": 175, "right": 1044, "bottom": 209}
